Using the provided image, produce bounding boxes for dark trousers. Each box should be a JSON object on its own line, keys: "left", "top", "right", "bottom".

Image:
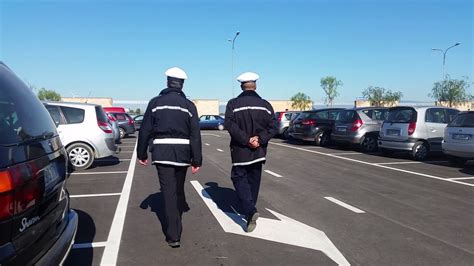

{"left": 230, "top": 162, "right": 263, "bottom": 217}
{"left": 156, "top": 164, "right": 188, "bottom": 241}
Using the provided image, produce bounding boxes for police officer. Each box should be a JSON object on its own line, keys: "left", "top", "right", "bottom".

{"left": 137, "top": 67, "right": 202, "bottom": 248}
{"left": 224, "top": 72, "right": 277, "bottom": 232}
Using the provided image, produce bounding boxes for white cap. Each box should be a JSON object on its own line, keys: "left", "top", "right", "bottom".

{"left": 165, "top": 67, "right": 188, "bottom": 80}
{"left": 237, "top": 72, "right": 259, "bottom": 83}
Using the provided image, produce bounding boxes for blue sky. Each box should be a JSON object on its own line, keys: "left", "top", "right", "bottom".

{"left": 1, "top": 0, "right": 472, "bottom": 104}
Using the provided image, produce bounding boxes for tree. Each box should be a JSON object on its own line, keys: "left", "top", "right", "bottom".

{"left": 362, "top": 86, "right": 402, "bottom": 107}
{"left": 320, "top": 76, "right": 342, "bottom": 107}
{"left": 429, "top": 77, "right": 472, "bottom": 108}
{"left": 290, "top": 92, "right": 312, "bottom": 111}
{"left": 37, "top": 88, "right": 61, "bottom": 101}
{"left": 136, "top": 108, "right": 142, "bottom": 115}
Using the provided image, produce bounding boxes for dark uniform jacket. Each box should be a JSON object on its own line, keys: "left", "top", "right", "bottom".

{"left": 137, "top": 87, "right": 202, "bottom": 167}
{"left": 224, "top": 90, "right": 278, "bottom": 166}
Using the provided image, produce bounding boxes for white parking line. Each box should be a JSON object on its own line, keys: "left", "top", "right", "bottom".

{"left": 264, "top": 170, "right": 283, "bottom": 178}
{"left": 324, "top": 197, "right": 365, "bottom": 213}
{"left": 70, "top": 193, "right": 121, "bottom": 198}
{"left": 327, "top": 152, "right": 364, "bottom": 155}
{"left": 217, "top": 149, "right": 224, "bottom": 152}
{"left": 120, "top": 151, "right": 133, "bottom": 153}
{"left": 205, "top": 143, "right": 210, "bottom": 146}
{"left": 375, "top": 160, "right": 448, "bottom": 165}
{"left": 73, "top": 241, "right": 108, "bottom": 249}
{"left": 448, "top": 177, "right": 474, "bottom": 180}
{"left": 70, "top": 171, "right": 128, "bottom": 175}
{"left": 101, "top": 141, "right": 138, "bottom": 265}
{"left": 269, "top": 142, "right": 474, "bottom": 187}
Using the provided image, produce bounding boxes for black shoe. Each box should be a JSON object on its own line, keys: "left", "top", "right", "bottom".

{"left": 167, "top": 240, "right": 181, "bottom": 248}
{"left": 246, "top": 212, "right": 259, "bottom": 233}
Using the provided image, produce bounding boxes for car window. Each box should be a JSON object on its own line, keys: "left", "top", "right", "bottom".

{"left": 208, "top": 116, "right": 216, "bottom": 121}
{"left": 135, "top": 115, "right": 144, "bottom": 121}
{"left": 425, "top": 108, "right": 447, "bottom": 124}
{"left": 45, "top": 105, "right": 63, "bottom": 125}
{"left": 310, "top": 111, "right": 328, "bottom": 119}
{"left": 337, "top": 110, "right": 357, "bottom": 123}
{"left": 446, "top": 109, "right": 460, "bottom": 123}
{"left": 274, "top": 112, "right": 282, "bottom": 119}
{"left": 386, "top": 107, "right": 416, "bottom": 123}
{"left": 61, "top": 106, "right": 85, "bottom": 124}
{"left": 96, "top": 106, "right": 109, "bottom": 123}
{"left": 0, "top": 67, "right": 57, "bottom": 145}
{"left": 362, "top": 109, "right": 387, "bottom": 120}
{"left": 284, "top": 113, "right": 292, "bottom": 120}
{"left": 328, "top": 110, "right": 341, "bottom": 120}
{"left": 448, "top": 113, "right": 474, "bottom": 127}
{"left": 114, "top": 113, "right": 127, "bottom": 121}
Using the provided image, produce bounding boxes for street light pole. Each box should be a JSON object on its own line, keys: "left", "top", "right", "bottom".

{"left": 228, "top": 31, "right": 240, "bottom": 98}
{"left": 432, "top": 42, "right": 461, "bottom": 79}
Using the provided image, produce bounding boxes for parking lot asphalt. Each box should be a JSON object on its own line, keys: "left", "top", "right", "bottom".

{"left": 64, "top": 132, "right": 474, "bottom": 266}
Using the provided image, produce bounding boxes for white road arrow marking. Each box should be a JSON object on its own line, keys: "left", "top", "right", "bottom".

{"left": 190, "top": 180, "right": 350, "bottom": 266}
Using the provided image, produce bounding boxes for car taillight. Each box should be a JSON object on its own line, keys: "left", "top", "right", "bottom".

{"left": 0, "top": 163, "right": 44, "bottom": 219}
{"left": 277, "top": 112, "right": 285, "bottom": 122}
{"left": 301, "top": 119, "right": 317, "bottom": 125}
{"left": 408, "top": 122, "right": 416, "bottom": 135}
{"left": 128, "top": 118, "right": 134, "bottom": 125}
{"left": 98, "top": 121, "right": 113, "bottom": 133}
{"left": 351, "top": 119, "right": 364, "bottom": 132}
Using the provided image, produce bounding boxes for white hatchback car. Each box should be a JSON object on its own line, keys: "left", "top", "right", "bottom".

{"left": 442, "top": 111, "right": 474, "bottom": 166}
{"left": 44, "top": 102, "right": 119, "bottom": 170}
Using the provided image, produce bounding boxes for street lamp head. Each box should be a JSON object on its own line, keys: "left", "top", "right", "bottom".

{"left": 228, "top": 39, "right": 232, "bottom": 42}
{"left": 236, "top": 31, "right": 240, "bottom": 36}
{"left": 455, "top": 42, "right": 460, "bottom": 46}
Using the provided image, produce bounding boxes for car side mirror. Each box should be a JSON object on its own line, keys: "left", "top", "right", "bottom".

{"left": 55, "top": 120, "right": 60, "bottom": 128}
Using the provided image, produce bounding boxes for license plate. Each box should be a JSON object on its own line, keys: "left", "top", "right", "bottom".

{"left": 295, "top": 124, "right": 301, "bottom": 128}
{"left": 387, "top": 129, "right": 400, "bottom": 136}
{"left": 452, "top": 134, "right": 471, "bottom": 140}
{"left": 44, "top": 164, "right": 60, "bottom": 191}
{"left": 337, "top": 127, "right": 347, "bottom": 132}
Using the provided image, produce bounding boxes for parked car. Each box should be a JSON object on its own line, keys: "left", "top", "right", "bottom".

{"left": 288, "top": 108, "right": 344, "bottom": 146}
{"left": 0, "top": 62, "right": 78, "bottom": 265}
{"left": 134, "top": 114, "right": 144, "bottom": 130}
{"left": 44, "top": 102, "right": 119, "bottom": 170}
{"left": 442, "top": 111, "right": 474, "bottom": 166}
{"left": 199, "top": 115, "right": 225, "bottom": 130}
{"left": 275, "top": 111, "right": 301, "bottom": 139}
{"left": 103, "top": 112, "right": 135, "bottom": 138}
{"left": 331, "top": 107, "right": 388, "bottom": 152}
{"left": 378, "top": 106, "right": 460, "bottom": 160}
{"left": 106, "top": 112, "right": 121, "bottom": 143}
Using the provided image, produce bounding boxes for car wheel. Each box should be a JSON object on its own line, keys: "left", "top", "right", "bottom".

{"left": 315, "top": 131, "right": 329, "bottom": 146}
{"left": 217, "top": 124, "right": 225, "bottom": 131}
{"left": 119, "top": 128, "right": 125, "bottom": 139}
{"left": 360, "top": 135, "right": 377, "bottom": 153}
{"left": 412, "top": 141, "right": 429, "bottom": 161}
{"left": 381, "top": 148, "right": 394, "bottom": 156}
{"left": 447, "top": 156, "right": 467, "bottom": 167}
{"left": 67, "top": 143, "right": 94, "bottom": 171}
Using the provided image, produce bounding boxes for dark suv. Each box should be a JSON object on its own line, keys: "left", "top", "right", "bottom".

{"left": 289, "top": 108, "right": 344, "bottom": 146}
{"left": 109, "top": 112, "right": 136, "bottom": 138}
{"left": 0, "top": 62, "right": 78, "bottom": 265}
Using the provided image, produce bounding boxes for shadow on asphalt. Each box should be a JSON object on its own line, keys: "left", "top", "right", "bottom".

{"left": 64, "top": 209, "right": 96, "bottom": 266}
{"left": 140, "top": 193, "right": 168, "bottom": 241}
{"left": 203, "top": 182, "right": 247, "bottom": 230}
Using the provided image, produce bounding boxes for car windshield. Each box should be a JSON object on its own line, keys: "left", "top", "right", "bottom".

{"left": 448, "top": 113, "right": 474, "bottom": 127}
{"left": 386, "top": 108, "right": 417, "bottom": 123}
{"left": 337, "top": 110, "right": 358, "bottom": 123}
{"left": 0, "top": 66, "right": 57, "bottom": 146}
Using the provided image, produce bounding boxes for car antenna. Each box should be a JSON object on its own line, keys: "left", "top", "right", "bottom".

{"left": 84, "top": 91, "right": 92, "bottom": 103}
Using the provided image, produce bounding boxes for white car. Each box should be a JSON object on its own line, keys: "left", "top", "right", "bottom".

{"left": 442, "top": 111, "right": 474, "bottom": 166}
{"left": 44, "top": 102, "right": 119, "bottom": 170}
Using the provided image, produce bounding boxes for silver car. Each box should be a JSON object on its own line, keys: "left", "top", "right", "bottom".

{"left": 275, "top": 111, "right": 301, "bottom": 139}
{"left": 378, "top": 106, "right": 460, "bottom": 160}
{"left": 442, "top": 111, "right": 474, "bottom": 166}
{"left": 44, "top": 102, "right": 120, "bottom": 170}
{"left": 331, "top": 107, "right": 388, "bottom": 152}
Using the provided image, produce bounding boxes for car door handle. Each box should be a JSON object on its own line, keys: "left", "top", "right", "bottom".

{"left": 429, "top": 128, "right": 436, "bottom": 132}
